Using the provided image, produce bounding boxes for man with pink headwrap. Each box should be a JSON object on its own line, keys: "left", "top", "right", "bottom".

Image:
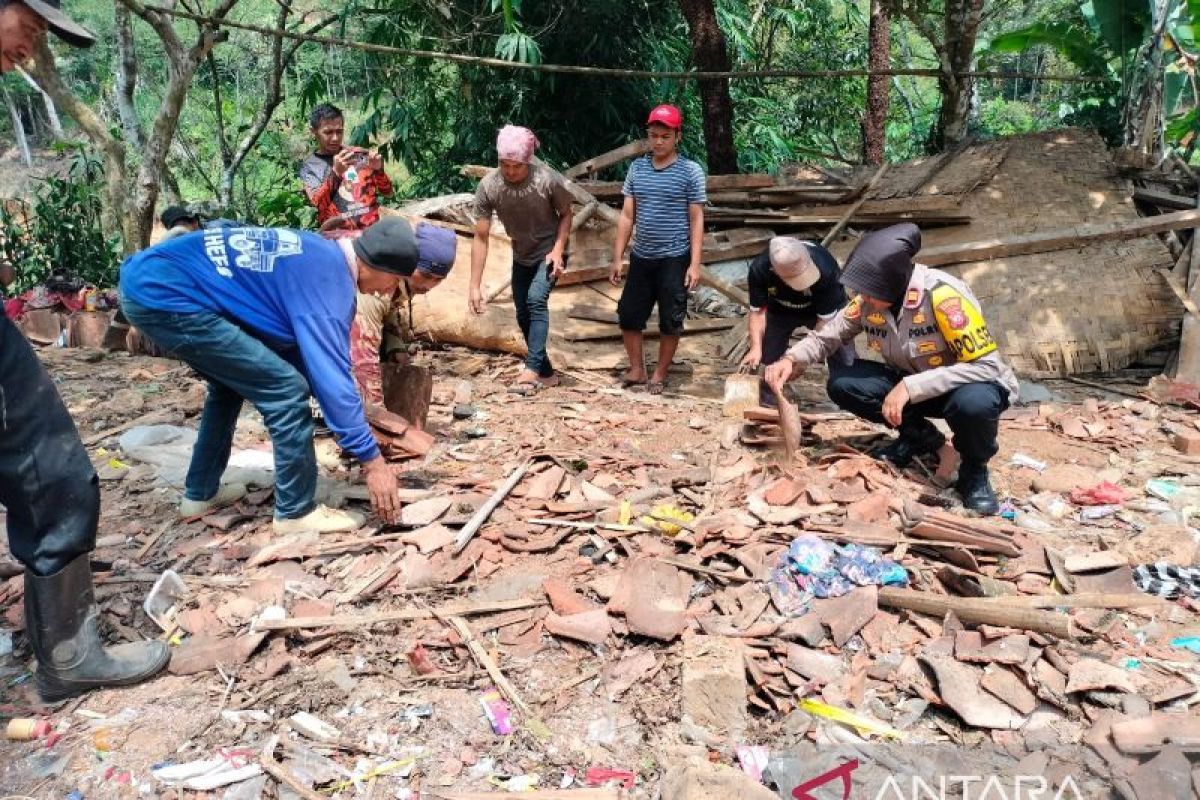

{"left": 470, "top": 125, "right": 574, "bottom": 395}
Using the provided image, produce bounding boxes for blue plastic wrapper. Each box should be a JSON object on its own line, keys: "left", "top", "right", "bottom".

{"left": 769, "top": 534, "right": 908, "bottom": 616}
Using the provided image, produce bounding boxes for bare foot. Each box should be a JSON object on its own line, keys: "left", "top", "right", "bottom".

{"left": 619, "top": 369, "right": 648, "bottom": 387}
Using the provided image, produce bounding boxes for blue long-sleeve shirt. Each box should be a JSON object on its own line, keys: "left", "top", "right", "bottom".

{"left": 119, "top": 227, "right": 379, "bottom": 462}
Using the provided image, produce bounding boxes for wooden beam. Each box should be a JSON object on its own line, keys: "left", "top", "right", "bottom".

{"left": 1133, "top": 186, "right": 1198, "bottom": 211}
{"left": 253, "top": 598, "right": 546, "bottom": 632}
{"left": 919, "top": 208, "right": 1200, "bottom": 266}
{"left": 532, "top": 156, "right": 621, "bottom": 227}
{"left": 699, "top": 267, "right": 751, "bottom": 306}
{"left": 564, "top": 140, "right": 651, "bottom": 179}
{"left": 822, "top": 163, "right": 889, "bottom": 247}
{"left": 742, "top": 212, "right": 972, "bottom": 228}
{"left": 1158, "top": 269, "right": 1200, "bottom": 315}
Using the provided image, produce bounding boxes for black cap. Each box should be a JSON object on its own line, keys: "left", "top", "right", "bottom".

{"left": 351, "top": 217, "right": 419, "bottom": 275}
{"left": 161, "top": 205, "right": 199, "bottom": 229}
{"left": 840, "top": 223, "right": 922, "bottom": 304}
{"left": 22, "top": 0, "right": 96, "bottom": 48}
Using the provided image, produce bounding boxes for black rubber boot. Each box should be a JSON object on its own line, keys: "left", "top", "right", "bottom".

{"left": 874, "top": 422, "right": 946, "bottom": 468}
{"left": 25, "top": 554, "right": 171, "bottom": 704}
{"left": 957, "top": 462, "right": 1000, "bottom": 516}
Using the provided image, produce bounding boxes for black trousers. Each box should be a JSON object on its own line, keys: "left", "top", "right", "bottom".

{"left": 826, "top": 359, "right": 1008, "bottom": 465}
{"left": 617, "top": 253, "right": 689, "bottom": 334}
{"left": 762, "top": 309, "right": 817, "bottom": 365}
{"left": 0, "top": 316, "right": 98, "bottom": 576}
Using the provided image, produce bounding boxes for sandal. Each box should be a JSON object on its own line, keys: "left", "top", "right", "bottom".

{"left": 508, "top": 381, "right": 540, "bottom": 396}
{"left": 646, "top": 380, "right": 666, "bottom": 395}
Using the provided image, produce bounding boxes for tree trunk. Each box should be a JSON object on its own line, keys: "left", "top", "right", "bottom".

{"left": 677, "top": 0, "right": 738, "bottom": 173}
{"left": 930, "top": 0, "right": 984, "bottom": 150}
{"left": 114, "top": 3, "right": 143, "bottom": 148}
{"left": 4, "top": 86, "right": 31, "bottom": 167}
{"left": 862, "top": 0, "right": 891, "bottom": 164}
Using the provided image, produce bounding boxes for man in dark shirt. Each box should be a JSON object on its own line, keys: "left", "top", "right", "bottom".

{"left": 298, "top": 103, "right": 394, "bottom": 232}
{"left": 743, "top": 237, "right": 850, "bottom": 404}
{"left": 0, "top": 0, "right": 170, "bottom": 702}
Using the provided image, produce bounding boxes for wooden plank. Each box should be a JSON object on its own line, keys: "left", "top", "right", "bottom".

{"left": 707, "top": 173, "right": 776, "bottom": 190}
{"left": 1133, "top": 186, "right": 1197, "bottom": 211}
{"left": 701, "top": 238, "right": 772, "bottom": 265}
{"left": 567, "top": 304, "right": 627, "bottom": 324}
{"left": 920, "top": 207, "right": 1200, "bottom": 266}
{"left": 699, "top": 267, "right": 751, "bottom": 306}
{"left": 564, "top": 140, "right": 651, "bottom": 179}
{"left": 557, "top": 266, "right": 613, "bottom": 286}
{"left": 741, "top": 211, "right": 973, "bottom": 227}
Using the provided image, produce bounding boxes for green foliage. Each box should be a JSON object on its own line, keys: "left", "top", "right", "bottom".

{"left": 977, "top": 98, "right": 1038, "bottom": 137}
{"left": 1080, "top": 0, "right": 1149, "bottom": 56}
{"left": 985, "top": 22, "right": 1112, "bottom": 76}
{"left": 1, "top": 147, "right": 121, "bottom": 292}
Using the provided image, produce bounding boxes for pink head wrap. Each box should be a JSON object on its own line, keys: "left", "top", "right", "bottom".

{"left": 496, "top": 125, "right": 539, "bottom": 163}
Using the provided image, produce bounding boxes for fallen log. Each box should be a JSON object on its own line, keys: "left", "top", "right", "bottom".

{"left": 878, "top": 588, "right": 1075, "bottom": 639}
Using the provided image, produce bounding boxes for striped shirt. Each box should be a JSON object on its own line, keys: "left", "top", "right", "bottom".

{"left": 622, "top": 154, "right": 706, "bottom": 259}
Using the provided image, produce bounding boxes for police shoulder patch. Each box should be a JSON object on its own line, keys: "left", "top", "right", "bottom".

{"left": 930, "top": 283, "right": 997, "bottom": 363}
{"left": 844, "top": 296, "right": 862, "bottom": 321}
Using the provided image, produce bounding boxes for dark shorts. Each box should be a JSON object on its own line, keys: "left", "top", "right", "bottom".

{"left": 617, "top": 253, "right": 689, "bottom": 335}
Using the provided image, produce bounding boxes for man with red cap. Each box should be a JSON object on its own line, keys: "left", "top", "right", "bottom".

{"left": 743, "top": 236, "right": 852, "bottom": 406}
{"left": 765, "top": 224, "right": 1017, "bottom": 515}
{"left": 609, "top": 104, "right": 706, "bottom": 394}
{"left": 470, "top": 125, "right": 573, "bottom": 394}
{"left": 0, "top": 0, "right": 172, "bottom": 702}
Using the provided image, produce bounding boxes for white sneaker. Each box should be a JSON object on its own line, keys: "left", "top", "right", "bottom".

{"left": 272, "top": 505, "right": 364, "bottom": 535}
{"left": 179, "top": 483, "right": 247, "bottom": 517}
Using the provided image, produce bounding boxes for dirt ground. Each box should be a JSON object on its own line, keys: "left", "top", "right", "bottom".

{"left": 1, "top": 344, "right": 1198, "bottom": 799}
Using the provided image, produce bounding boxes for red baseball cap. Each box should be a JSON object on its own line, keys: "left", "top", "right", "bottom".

{"left": 646, "top": 104, "right": 683, "bottom": 130}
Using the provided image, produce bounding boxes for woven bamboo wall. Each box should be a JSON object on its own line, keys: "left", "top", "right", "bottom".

{"left": 853, "top": 130, "right": 1184, "bottom": 377}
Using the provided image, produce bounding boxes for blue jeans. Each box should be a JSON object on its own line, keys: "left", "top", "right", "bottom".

{"left": 120, "top": 297, "right": 317, "bottom": 519}
{"left": 511, "top": 258, "right": 556, "bottom": 377}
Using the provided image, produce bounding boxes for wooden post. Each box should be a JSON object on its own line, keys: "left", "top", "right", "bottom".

{"left": 381, "top": 363, "right": 433, "bottom": 430}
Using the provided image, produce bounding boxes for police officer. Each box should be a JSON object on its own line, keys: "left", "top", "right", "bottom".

{"left": 765, "top": 224, "right": 1018, "bottom": 515}
{"left": 0, "top": 0, "right": 170, "bottom": 702}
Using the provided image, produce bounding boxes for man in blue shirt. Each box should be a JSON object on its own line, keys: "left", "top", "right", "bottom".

{"left": 0, "top": 0, "right": 171, "bottom": 702}
{"left": 120, "top": 218, "right": 445, "bottom": 534}
{"left": 609, "top": 104, "right": 707, "bottom": 395}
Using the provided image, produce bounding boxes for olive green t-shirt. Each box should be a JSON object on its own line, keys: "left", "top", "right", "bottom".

{"left": 472, "top": 164, "right": 573, "bottom": 264}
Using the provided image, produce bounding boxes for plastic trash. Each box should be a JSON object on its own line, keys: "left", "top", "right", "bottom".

{"left": 770, "top": 535, "right": 908, "bottom": 615}
{"left": 1010, "top": 453, "right": 1047, "bottom": 472}
{"left": 0, "top": 629, "right": 12, "bottom": 659}
{"left": 1170, "top": 636, "right": 1200, "bottom": 654}
{"left": 5, "top": 718, "right": 51, "bottom": 741}
{"left": 585, "top": 766, "right": 636, "bottom": 789}
{"left": 480, "top": 688, "right": 514, "bottom": 735}
{"left": 796, "top": 698, "right": 905, "bottom": 740}
{"left": 143, "top": 569, "right": 189, "bottom": 632}
{"left": 736, "top": 745, "right": 770, "bottom": 782}
{"left": 1070, "top": 481, "right": 1127, "bottom": 506}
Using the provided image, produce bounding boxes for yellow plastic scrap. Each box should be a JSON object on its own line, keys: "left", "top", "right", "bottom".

{"left": 640, "top": 504, "right": 693, "bottom": 536}
{"left": 618, "top": 500, "right": 633, "bottom": 527}
{"left": 107, "top": 458, "right": 129, "bottom": 470}
{"left": 797, "top": 698, "right": 905, "bottom": 740}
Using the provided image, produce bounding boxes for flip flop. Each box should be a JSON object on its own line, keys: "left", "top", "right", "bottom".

{"left": 508, "top": 382, "right": 540, "bottom": 396}
{"left": 646, "top": 380, "right": 666, "bottom": 395}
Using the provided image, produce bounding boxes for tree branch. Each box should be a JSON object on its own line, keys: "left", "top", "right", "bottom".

{"left": 220, "top": 9, "right": 339, "bottom": 205}
{"left": 26, "top": 39, "right": 135, "bottom": 249}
